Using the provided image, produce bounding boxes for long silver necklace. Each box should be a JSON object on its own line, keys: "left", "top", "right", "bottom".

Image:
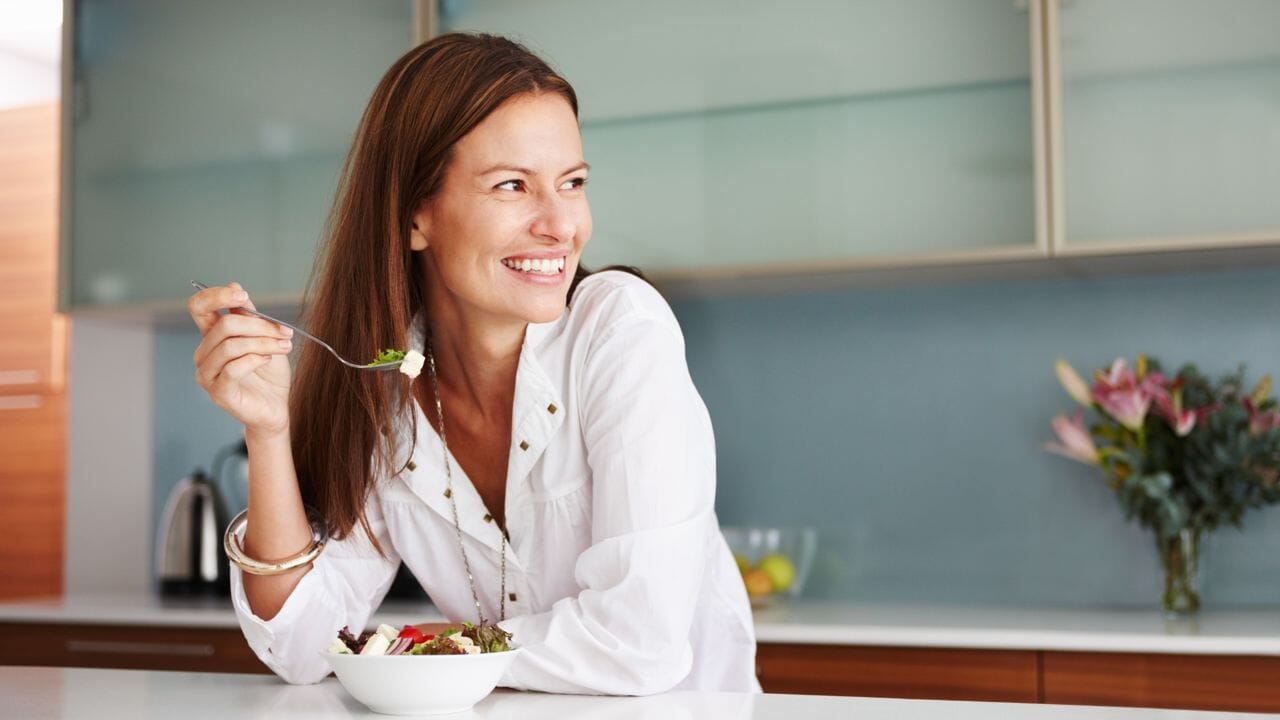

{"left": 425, "top": 340, "right": 507, "bottom": 624}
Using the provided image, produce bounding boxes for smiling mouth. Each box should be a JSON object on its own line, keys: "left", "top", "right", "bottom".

{"left": 501, "top": 257, "right": 566, "bottom": 275}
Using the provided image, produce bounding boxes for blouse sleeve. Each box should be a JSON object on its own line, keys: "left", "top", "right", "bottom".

{"left": 497, "top": 284, "right": 718, "bottom": 695}
{"left": 229, "top": 491, "right": 401, "bottom": 684}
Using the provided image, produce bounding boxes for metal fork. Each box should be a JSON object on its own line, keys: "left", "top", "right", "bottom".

{"left": 190, "top": 281, "right": 402, "bottom": 371}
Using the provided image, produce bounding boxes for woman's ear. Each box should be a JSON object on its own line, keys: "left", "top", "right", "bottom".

{"left": 409, "top": 203, "right": 431, "bottom": 251}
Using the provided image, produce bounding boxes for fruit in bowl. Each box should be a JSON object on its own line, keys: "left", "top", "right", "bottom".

{"left": 322, "top": 623, "right": 520, "bottom": 716}
{"left": 722, "top": 527, "right": 816, "bottom": 607}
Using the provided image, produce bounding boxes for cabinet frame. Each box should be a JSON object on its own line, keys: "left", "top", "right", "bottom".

{"left": 1042, "top": 0, "right": 1280, "bottom": 258}
{"left": 56, "top": 1, "right": 1280, "bottom": 315}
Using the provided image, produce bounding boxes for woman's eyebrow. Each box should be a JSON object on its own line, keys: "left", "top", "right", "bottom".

{"left": 478, "top": 161, "right": 591, "bottom": 177}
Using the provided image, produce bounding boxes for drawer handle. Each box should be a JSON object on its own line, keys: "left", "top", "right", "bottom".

{"left": 66, "top": 640, "right": 216, "bottom": 657}
{"left": 0, "top": 395, "right": 43, "bottom": 411}
{"left": 0, "top": 370, "right": 41, "bottom": 386}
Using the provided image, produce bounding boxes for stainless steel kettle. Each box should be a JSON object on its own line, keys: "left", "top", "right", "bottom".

{"left": 155, "top": 468, "right": 231, "bottom": 596}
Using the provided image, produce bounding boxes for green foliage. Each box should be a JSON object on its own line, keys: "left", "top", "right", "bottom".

{"left": 1112, "top": 362, "right": 1280, "bottom": 539}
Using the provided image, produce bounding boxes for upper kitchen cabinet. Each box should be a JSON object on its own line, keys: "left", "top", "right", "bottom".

{"left": 1050, "top": 0, "right": 1280, "bottom": 253}
{"left": 441, "top": 0, "right": 1048, "bottom": 278}
{"left": 64, "top": 0, "right": 415, "bottom": 311}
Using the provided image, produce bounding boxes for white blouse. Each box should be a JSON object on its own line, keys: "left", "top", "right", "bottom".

{"left": 229, "top": 271, "right": 761, "bottom": 695}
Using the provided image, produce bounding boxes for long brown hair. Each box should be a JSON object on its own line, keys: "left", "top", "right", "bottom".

{"left": 290, "top": 33, "right": 584, "bottom": 555}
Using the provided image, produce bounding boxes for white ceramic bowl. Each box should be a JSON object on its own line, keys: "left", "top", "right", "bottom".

{"left": 323, "top": 647, "right": 522, "bottom": 716}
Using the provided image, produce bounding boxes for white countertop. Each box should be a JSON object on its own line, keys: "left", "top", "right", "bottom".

{"left": 3, "top": 594, "right": 1280, "bottom": 656}
{"left": 3, "top": 666, "right": 1273, "bottom": 720}
{"left": 749, "top": 601, "right": 1280, "bottom": 655}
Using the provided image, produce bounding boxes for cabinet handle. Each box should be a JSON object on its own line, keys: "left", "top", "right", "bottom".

{"left": 0, "top": 370, "right": 41, "bottom": 385}
{"left": 0, "top": 395, "right": 42, "bottom": 411}
{"left": 65, "top": 640, "right": 217, "bottom": 657}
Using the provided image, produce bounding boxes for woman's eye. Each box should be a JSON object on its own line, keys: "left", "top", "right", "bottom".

{"left": 561, "top": 177, "right": 588, "bottom": 191}
{"left": 496, "top": 179, "right": 524, "bottom": 191}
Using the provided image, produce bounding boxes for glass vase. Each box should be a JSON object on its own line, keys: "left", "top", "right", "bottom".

{"left": 1157, "top": 528, "right": 1202, "bottom": 618}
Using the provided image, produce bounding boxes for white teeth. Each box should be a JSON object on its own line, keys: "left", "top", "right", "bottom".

{"left": 503, "top": 257, "right": 565, "bottom": 275}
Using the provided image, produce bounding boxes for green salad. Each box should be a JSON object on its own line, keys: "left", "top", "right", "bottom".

{"left": 367, "top": 348, "right": 407, "bottom": 366}
{"left": 329, "top": 622, "right": 513, "bottom": 656}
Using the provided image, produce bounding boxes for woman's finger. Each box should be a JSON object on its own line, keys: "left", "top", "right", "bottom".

{"left": 196, "top": 335, "right": 292, "bottom": 389}
{"left": 193, "top": 312, "right": 293, "bottom": 369}
{"left": 207, "top": 353, "right": 273, "bottom": 405}
{"left": 187, "top": 282, "right": 251, "bottom": 336}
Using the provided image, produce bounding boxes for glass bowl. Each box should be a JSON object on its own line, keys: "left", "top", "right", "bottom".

{"left": 720, "top": 526, "right": 817, "bottom": 607}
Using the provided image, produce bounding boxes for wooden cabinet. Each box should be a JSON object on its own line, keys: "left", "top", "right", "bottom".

{"left": 756, "top": 643, "right": 1040, "bottom": 703}
{"left": 0, "top": 103, "right": 64, "bottom": 394}
{"left": 1042, "top": 650, "right": 1280, "bottom": 714}
{"left": 0, "top": 397, "right": 66, "bottom": 601}
{"left": 4, "top": 626, "right": 1280, "bottom": 712}
{"left": 0, "top": 623, "right": 270, "bottom": 675}
{"left": 758, "top": 643, "right": 1280, "bottom": 713}
{"left": 0, "top": 102, "right": 67, "bottom": 601}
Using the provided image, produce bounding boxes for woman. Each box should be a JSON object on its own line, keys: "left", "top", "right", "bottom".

{"left": 187, "top": 33, "right": 758, "bottom": 694}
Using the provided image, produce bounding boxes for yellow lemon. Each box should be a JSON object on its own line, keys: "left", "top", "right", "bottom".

{"left": 758, "top": 553, "right": 796, "bottom": 592}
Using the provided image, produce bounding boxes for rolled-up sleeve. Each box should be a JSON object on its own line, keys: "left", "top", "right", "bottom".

{"left": 230, "top": 493, "right": 400, "bottom": 684}
{"left": 498, "top": 287, "right": 717, "bottom": 695}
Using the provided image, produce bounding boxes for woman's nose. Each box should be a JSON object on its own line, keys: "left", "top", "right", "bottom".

{"left": 530, "top": 193, "right": 577, "bottom": 244}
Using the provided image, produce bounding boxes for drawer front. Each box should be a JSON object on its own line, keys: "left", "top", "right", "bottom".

{"left": 756, "top": 643, "right": 1040, "bottom": 702}
{"left": 0, "top": 623, "right": 271, "bottom": 675}
{"left": 0, "top": 394, "right": 66, "bottom": 600}
{"left": 1043, "top": 651, "right": 1280, "bottom": 713}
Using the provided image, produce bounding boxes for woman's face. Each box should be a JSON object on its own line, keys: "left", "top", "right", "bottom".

{"left": 412, "top": 92, "right": 592, "bottom": 328}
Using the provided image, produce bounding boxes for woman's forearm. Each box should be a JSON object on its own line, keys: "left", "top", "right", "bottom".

{"left": 240, "top": 425, "right": 314, "bottom": 621}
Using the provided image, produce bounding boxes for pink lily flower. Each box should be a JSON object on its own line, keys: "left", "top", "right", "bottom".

{"left": 1092, "top": 358, "right": 1155, "bottom": 431}
{"left": 1153, "top": 389, "right": 1197, "bottom": 436}
{"left": 1046, "top": 410, "right": 1100, "bottom": 466}
{"left": 1243, "top": 398, "right": 1280, "bottom": 435}
{"left": 1055, "top": 359, "right": 1093, "bottom": 407}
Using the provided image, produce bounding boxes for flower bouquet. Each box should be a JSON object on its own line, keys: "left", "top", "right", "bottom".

{"left": 1047, "top": 356, "right": 1280, "bottom": 616}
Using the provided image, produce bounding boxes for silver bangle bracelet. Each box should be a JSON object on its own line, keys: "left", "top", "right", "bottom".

{"left": 223, "top": 507, "right": 329, "bottom": 576}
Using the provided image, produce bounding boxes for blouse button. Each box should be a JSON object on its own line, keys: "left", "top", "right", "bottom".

{"left": 406, "top": 460, "right": 417, "bottom": 471}
{"left": 547, "top": 403, "right": 557, "bottom": 414}
{"left": 483, "top": 514, "right": 493, "bottom": 523}
{"left": 518, "top": 440, "right": 529, "bottom": 451}
{"left": 508, "top": 592, "right": 518, "bottom": 602}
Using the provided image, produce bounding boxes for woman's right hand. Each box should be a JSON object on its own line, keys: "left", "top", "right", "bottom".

{"left": 188, "top": 281, "right": 295, "bottom": 439}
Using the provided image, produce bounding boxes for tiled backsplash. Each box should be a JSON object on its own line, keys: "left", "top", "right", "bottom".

{"left": 152, "top": 267, "right": 1280, "bottom": 607}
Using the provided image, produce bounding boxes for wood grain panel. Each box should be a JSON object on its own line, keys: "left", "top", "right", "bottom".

{"left": 756, "top": 642, "right": 1041, "bottom": 702}
{"left": 0, "top": 102, "right": 66, "bottom": 601}
{"left": 0, "top": 393, "right": 66, "bottom": 600}
{"left": 1043, "top": 650, "right": 1280, "bottom": 713}
{"left": 0, "top": 623, "right": 273, "bottom": 675}
{"left": 0, "top": 103, "right": 61, "bottom": 392}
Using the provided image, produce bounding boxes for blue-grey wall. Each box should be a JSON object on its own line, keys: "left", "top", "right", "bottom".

{"left": 153, "top": 267, "right": 1280, "bottom": 608}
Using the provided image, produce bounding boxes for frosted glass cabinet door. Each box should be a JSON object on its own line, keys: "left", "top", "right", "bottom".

{"left": 68, "top": 0, "right": 413, "bottom": 309}
{"left": 1055, "top": 0, "right": 1280, "bottom": 248}
{"left": 441, "top": 0, "right": 1041, "bottom": 273}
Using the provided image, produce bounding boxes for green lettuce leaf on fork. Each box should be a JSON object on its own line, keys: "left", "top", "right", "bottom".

{"left": 367, "top": 348, "right": 407, "bottom": 366}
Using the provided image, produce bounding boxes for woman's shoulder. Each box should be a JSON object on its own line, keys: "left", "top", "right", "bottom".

{"left": 568, "top": 269, "right": 677, "bottom": 333}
